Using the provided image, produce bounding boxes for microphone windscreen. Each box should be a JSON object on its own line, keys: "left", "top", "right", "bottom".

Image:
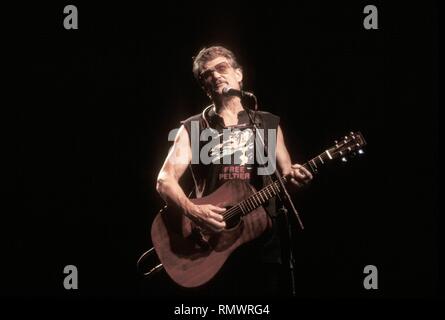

{"left": 222, "top": 86, "right": 233, "bottom": 95}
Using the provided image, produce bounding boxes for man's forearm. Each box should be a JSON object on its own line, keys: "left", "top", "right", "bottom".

{"left": 156, "top": 176, "right": 194, "bottom": 213}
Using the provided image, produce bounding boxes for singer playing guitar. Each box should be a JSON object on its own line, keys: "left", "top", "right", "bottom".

{"left": 155, "top": 46, "right": 312, "bottom": 296}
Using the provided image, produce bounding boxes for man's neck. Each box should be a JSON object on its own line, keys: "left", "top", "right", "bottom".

{"left": 214, "top": 96, "right": 244, "bottom": 118}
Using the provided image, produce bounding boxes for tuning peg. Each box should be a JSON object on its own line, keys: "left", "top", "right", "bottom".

{"left": 341, "top": 157, "right": 348, "bottom": 162}
{"left": 358, "top": 149, "right": 364, "bottom": 154}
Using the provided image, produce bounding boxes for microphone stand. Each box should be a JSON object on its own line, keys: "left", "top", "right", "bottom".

{"left": 241, "top": 93, "right": 302, "bottom": 297}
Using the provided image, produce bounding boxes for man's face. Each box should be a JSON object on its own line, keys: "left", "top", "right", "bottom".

{"left": 199, "top": 57, "right": 243, "bottom": 97}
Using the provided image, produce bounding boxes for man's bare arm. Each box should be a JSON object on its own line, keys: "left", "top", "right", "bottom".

{"left": 275, "top": 125, "right": 313, "bottom": 188}
{"left": 156, "top": 125, "right": 226, "bottom": 231}
{"left": 156, "top": 125, "right": 194, "bottom": 210}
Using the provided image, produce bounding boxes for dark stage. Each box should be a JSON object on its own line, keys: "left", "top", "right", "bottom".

{"left": 3, "top": 0, "right": 440, "bottom": 309}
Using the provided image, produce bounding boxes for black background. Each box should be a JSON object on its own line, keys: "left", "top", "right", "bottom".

{"left": 3, "top": 0, "right": 440, "bottom": 305}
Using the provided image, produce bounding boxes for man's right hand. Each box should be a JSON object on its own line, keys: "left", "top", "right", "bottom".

{"left": 185, "top": 204, "right": 227, "bottom": 232}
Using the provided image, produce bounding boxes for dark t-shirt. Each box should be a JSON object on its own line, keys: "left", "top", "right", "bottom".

{"left": 181, "top": 106, "right": 283, "bottom": 264}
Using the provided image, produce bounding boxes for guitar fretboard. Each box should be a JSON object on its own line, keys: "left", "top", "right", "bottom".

{"left": 222, "top": 149, "right": 333, "bottom": 221}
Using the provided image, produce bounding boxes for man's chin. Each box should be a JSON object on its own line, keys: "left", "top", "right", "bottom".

{"left": 210, "top": 88, "right": 224, "bottom": 97}
{"left": 215, "top": 87, "right": 225, "bottom": 94}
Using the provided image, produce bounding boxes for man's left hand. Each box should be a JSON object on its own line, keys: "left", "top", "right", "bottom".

{"left": 287, "top": 164, "right": 313, "bottom": 188}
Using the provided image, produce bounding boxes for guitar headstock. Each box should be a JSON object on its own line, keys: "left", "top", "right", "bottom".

{"left": 327, "top": 131, "right": 367, "bottom": 162}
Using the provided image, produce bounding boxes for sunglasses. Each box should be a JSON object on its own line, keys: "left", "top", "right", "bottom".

{"left": 199, "top": 62, "right": 233, "bottom": 81}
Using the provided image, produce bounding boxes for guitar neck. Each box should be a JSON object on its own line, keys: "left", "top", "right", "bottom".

{"left": 236, "top": 149, "right": 332, "bottom": 215}
{"left": 223, "top": 131, "right": 365, "bottom": 221}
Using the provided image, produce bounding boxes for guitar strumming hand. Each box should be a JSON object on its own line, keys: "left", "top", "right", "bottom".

{"left": 184, "top": 203, "right": 227, "bottom": 233}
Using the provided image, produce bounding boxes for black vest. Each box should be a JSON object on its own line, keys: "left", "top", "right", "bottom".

{"left": 182, "top": 107, "right": 280, "bottom": 205}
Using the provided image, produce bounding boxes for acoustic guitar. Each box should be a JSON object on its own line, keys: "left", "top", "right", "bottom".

{"left": 149, "top": 131, "right": 366, "bottom": 287}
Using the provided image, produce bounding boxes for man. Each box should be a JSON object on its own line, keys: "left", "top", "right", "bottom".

{"left": 155, "top": 46, "right": 313, "bottom": 296}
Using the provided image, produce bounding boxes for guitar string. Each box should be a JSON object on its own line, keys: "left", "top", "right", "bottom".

{"left": 222, "top": 181, "right": 282, "bottom": 221}
{"left": 216, "top": 145, "right": 356, "bottom": 223}
{"left": 221, "top": 184, "right": 272, "bottom": 220}
{"left": 220, "top": 162, "right": 314, "bottom": 221}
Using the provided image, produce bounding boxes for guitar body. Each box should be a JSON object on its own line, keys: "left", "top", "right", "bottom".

{"left": 150, "top": 179, "right": 272, "bottom": 288}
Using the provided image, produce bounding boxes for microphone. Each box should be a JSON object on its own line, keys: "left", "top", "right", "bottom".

{"left": 222, "top": 86, "right": 256, "bottom": 99}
